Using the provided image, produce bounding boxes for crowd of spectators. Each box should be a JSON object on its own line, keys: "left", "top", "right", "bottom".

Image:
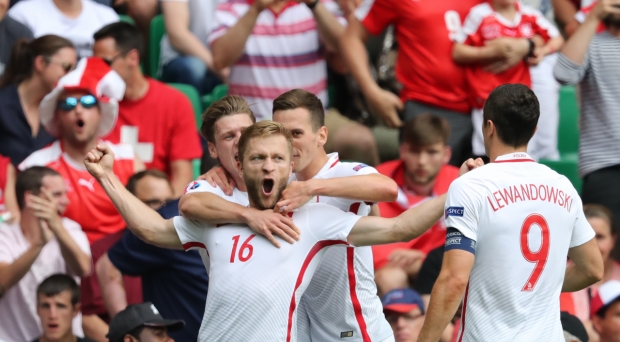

{"left": 0, "top": 0, "right": 619, "bottom": 341}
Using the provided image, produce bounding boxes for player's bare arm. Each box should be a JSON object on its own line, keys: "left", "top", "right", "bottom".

{"left": 85, "top": 144, "right": 182, "bottom": 250}
{"left": 197, "top": 165, "right": 236, "bottom": 195}
{"left": 563, "top": 238, "right": 604, "bottom": 292}
{"left": 179, "top": 190, "right": 300, "bottom": 248}
{"left": 346, "top": 194, "right": 446, "bottom": 246}
{"left": 418, "top": 249, "right": 475, "bottom": 342}
{"left": 274, "top": 173, "right": 398, "bottom": 214}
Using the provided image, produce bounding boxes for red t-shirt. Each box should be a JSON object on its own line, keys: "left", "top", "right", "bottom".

{"left": 0, "top": 155, "right": 10, "bottom": 212}
{"left": 81, "top": 230, "right": 142, "bottom": 320}
{"left": 19, "top": 141, "right": 135, "bottom": 243}
{"left": 372, "top": 160, "right": 459, "bottom": 270}
{"left": 103, "top": 78, "right": 202, "bottom": 175}
{"left": 357, "top": 0, "right": 483, "bottom": 113}
{"left": 455, "top": 2, "right": 559, "bottom": 108}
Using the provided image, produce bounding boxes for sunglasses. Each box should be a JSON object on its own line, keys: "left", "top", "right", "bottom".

{"left": 44, "top": 57, "right": 75, "bottom": 73}
{"left": 58, "top": 95, "right": 98, "bottom": 111}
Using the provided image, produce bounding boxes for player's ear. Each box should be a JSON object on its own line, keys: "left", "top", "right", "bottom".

{"left": 207, "top": 141, "right": 218, "bottom": 160}
{"left": 318, "top": 126, "right": 328, "bottom": 147}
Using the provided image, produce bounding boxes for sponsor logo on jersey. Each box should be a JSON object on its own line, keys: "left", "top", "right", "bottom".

{"left": 353, "top": 164, "right": 368, "bottom": 172}
{"left": 78, "top": 178, "right": 95, "bottom": 192}
{"left": 482, "top": 24, "right": 502, "bottom": 40}
{"left": 445, "top": 206, "right": 464, "bottom": 218}
{"left": 446, "top": 237, "right": 462, "bottom": 246}
{"left": 520, "top": 23, "right": 533, "bottom": 37}
{"left": 185, "top": 181, "right": 200, "bottom": 194}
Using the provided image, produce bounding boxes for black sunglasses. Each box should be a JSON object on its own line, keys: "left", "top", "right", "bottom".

{"left": 57, "top": 95, "right": 98, "bottom": 111}
{"left": 102, "top": 51, "right": 130, "bottom": 66}
{"left": 44, "top": 57, "right": 75, "bottom": 73}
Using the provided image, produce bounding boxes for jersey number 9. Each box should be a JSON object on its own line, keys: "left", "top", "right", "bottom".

{"left": 230, "top": 235, "right": 256, "bottom": 263}
{"left": 520, "top": 214, "right": 550, "bottom": 292}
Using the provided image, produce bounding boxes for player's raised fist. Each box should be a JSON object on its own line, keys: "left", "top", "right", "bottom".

{"left": 85, "top": 144, "right": 115, "bottom": 179}
{"left": 459, "top": 157, "right": 485, "bottom": 176}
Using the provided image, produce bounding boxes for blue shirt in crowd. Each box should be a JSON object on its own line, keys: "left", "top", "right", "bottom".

{"left": 0, "top": 84, "right": 55, "bottom": 166}
{"left": 107, "top": 199, "right": 208, "bottom": 341}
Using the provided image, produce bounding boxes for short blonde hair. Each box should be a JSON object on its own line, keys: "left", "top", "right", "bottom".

{"left": 238, "top": 121, "right": 293, "bottom": 163}
{"left": 200, "top": 95, "right": 256, "bottom": 143}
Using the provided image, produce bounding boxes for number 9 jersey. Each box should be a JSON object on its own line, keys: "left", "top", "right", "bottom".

{"left": 444, "top": 153, "right": 595, "bottom": 342}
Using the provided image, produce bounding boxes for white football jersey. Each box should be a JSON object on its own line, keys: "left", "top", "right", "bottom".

{"left": 174, "top": 203, "right": 361, "bottom": 341}
{"left": 445, "top": 153, "right": 595, "bottom": 342}
{"left": 292, "top": 153, "right": 392, "bottom": 342}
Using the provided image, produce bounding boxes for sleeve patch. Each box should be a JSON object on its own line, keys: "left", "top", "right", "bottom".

{"left": 445, "top": 206, "right": 465, "bottom": 218}
{"left": 185, "top": 181, "right": 201, "bottom": 193}
{"left": 353, "top": 164, "right": 368, "bottom": 172}
{"left": 444, "top": 228, "right": 476, "bottom": 254}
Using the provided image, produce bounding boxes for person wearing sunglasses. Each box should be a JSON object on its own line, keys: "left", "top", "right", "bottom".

{"left": 0, "top": 35, "right": 76, "bottom": 167}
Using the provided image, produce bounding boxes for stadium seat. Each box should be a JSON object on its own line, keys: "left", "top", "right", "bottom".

{"left": 119, "top": 15, "right": 136, "bottom": 26}
{"left": 539, "top": 86, "right": 582, "bottom": 192}
{"left": 147, "top": 15, "right": 165, "bottom": 78}
{"left": 202, "top": 84, "right": 229, "bottom": 110}
{"left": 168, "top": 83, "right": 203, "bottom": 179}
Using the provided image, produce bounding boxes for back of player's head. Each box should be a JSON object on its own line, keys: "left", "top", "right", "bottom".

{"left": 272, "top": 89, "right": 325, "bottom": 131}
{"left": 93, "top": 22, "right": 144, "bottom": 59}
{"left": 15, "top": 166, "right": 62, "bottom": 211}
{"left": 126, "top": 169, "right": 171, "bottom": 195}
{"left": 584, "top": 204, "right": 616, "bottom": 235}
{"left": 238, "top": 121, "right": 294, "bottom": 162}
{"left": 201, "top": 95, "right": 256, "bottom": 144}
{"left": 37, "top": 274, "right": 80, "bottom": 306}
{"left": 402, "top": 113, "right": 451, "bottom": 147}
{"left": 483, "top": 84, "right": 539, "bottom": 148}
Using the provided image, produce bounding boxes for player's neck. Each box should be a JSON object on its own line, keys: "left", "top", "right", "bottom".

{"left": 493, "top": 2, "right": 517, "bottom": 21}
{"left": 123, "top": 71, "right": 149, "bottom": 101}
{"left": 295, "top": 151, "right": 329, "bottom": 181}
{"left": 233, "top": 174, "right": 247, "bottom": 192}
{"left": 488, "top": 144, "right": 528, "bottom": 162}
{"left": 62, "top": 138, "right": 99, "bottom": 166}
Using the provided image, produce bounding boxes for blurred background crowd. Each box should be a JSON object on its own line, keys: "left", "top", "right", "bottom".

{"left": 0, "top": 0, "right": 619, "bottom": 341}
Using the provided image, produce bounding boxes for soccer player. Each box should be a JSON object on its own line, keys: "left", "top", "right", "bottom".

{"left": 417, "top": 84, "right": 604, "bottom": 342}
{"left": 84, "top": 121, "right": 463, "bottom": 341}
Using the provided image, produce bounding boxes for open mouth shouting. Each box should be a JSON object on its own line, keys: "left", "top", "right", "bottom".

{"left": 262, "top": 178, "right": 274, "bottom": 196}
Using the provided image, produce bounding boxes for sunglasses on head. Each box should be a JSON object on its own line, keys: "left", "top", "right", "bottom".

{"left": 44, "top": 57, "right": 75, "bottom": 73}
{"left": 58, "top": 95, "right": 98, "bottom": 111}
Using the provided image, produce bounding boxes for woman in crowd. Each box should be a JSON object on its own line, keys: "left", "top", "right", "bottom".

{"left": 0, "top": 35, "right": 76, "bottom": 166}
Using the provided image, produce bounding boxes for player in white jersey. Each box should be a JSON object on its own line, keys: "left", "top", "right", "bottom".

{"left": 418, "top": 84, "right": 604, "bottom": 342}
{"left": 84, "top": 121, "right": 457, "bottom": 341}
{"left": 181, "top": 89, "right": 400, "bottom": 341}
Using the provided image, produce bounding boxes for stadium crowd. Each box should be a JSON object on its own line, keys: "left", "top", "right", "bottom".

{"left": 0, "top": 0, "right": 619, "bottom": 341}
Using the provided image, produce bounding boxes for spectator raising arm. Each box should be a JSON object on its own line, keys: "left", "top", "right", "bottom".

{"left": 297, "top": 0, "right": 345, "bottom": 52}
{"left": 339, "top": 16, "right": 403, "bottom": 128}
{"left": 552, "top": 0, "right": 580, "bottom": 35}
{"left": 96, "top": 253, "right": 127, "bottom": 317}
{"left": 162, "top": 1, "right": 215, "bottom": 71}
{"left": 85, "top": 144, "right": 182, "bottom": 250}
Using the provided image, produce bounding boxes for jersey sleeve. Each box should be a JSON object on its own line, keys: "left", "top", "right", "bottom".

{"left": 355, "top": 0, "right": 398, "bottom": 36}
{"left": 444, "top": 178, "right": 481, "bottom": 242}
{"left": 173, "top": 216, "right": 209, "bottom": 251}
{"left": 208, "top": 2, "right": 243, "bottom": 45}
{"left": 529, "top": 8, "right": 560, "bottom": 41}
{"left": 184, "top": 180, "right": 226, "bottom": 196}
{"left": 454, "top": 7, "right": 484, "bottom": 45}
{"left": 569, "top": 195, "right": 596, "bottom": 248}
{"left": 168, "top": 90, "right": 203, "bottom": 161}
{"left": 303, "top": 203, "right": 362, "bottom": 242}
{"left": 338, "top": 162, "right": 379, "bottom": 176}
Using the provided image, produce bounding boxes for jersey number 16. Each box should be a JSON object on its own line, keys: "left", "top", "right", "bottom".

{"left": 520, "top": 214, "right": 550, "bottom": 292}
{"left": 230, "top": 235, "right": 256, "bottom": 263}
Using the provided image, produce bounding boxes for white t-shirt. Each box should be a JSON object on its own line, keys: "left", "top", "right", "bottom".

{"left": 0, "top": 218, "right": 91, "bottom": 341}
{"left": 445, "top": 153, "right": 595, "bottom": 342}
{"left": 291, "top": 153, "right": 392, "bottom": 342}
{"left": 8, "top": 0, "right": 119, "bottom": 58}
{"left": 159, "top": 0, "right": 218, "bottom": 66}
{"left": 174, "top": 203, "right": 361, "bottom": 341}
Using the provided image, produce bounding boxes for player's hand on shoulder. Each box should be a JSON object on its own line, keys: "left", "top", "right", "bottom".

{"left": 197, "top": 166, "right": 236, "bottom": 196}
{"left": 244, "top": 208, "right": 301, "bottom": 248}
{"left": 275, "top": 181, "right": 314, "bottom": 215}
{"left": 85, "top": 143, "right": 115, "bottom": 179}
{"left": 459, "top": 158, "right": 485, "bottom": 176}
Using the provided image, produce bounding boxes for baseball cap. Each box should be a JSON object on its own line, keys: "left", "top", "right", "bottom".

{"left": 591, "top": 280, "right": 620, "bottom": 318}
{"left": 381, "top": 288, "right": 425, "bottom": 314}
{"left": 561, "top": 311, "right": 589, "bottom": 342}
{"left": 39, "top": 57, "right": 125, "bottom": 138}
{"left": 106, "top": 302, "right": 185, "bottom": 342}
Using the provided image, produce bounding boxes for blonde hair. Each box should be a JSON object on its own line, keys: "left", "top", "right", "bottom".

{"left": 200, "top": 95, "right": 256, "bottom": 143}
{"left": 238, "top": 121, "right": 293, "bottom": 162}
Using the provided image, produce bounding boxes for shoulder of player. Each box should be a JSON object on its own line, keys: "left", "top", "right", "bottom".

{"left": 328, "top": 161, "right": 377, "bottom": 177}
{"left": 294, "top": 202, "right": 343, "bottom": 217}
{"left": 183, "top": 180, "right": 229, "bottom": 198}
{"left": 18, "top": 141, "right": 61, "bottom": 170}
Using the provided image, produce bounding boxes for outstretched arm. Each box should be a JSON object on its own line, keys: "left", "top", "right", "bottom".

{"left": 347, "top": 194, "right": 446, "bottom": 246}
{"left": 85, "top": 144, "right": 182, "bottom": 250}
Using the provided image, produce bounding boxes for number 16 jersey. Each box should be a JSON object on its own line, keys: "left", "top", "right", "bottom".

{"left": 445, "top": 153, "right": 595, "bottom": 342}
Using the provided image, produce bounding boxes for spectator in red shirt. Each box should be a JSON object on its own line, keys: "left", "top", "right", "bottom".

{"left": 0, "top": 154, "right": 19, "bottom": 223}
{"left": 93, "top": 22, "right": 202, "bottom": 197}
{"left": 452, "top": 0, "right": 564, "bottom": 158}
{"left": 373, "top": 114, "right": 459, "bottom": 296}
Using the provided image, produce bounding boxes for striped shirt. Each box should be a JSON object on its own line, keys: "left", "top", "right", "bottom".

{"left": 209, "top": 0, "right": 343, "bottom": 121}
{"left": 553, "top": 32, "right": 620, "bottom": 177}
